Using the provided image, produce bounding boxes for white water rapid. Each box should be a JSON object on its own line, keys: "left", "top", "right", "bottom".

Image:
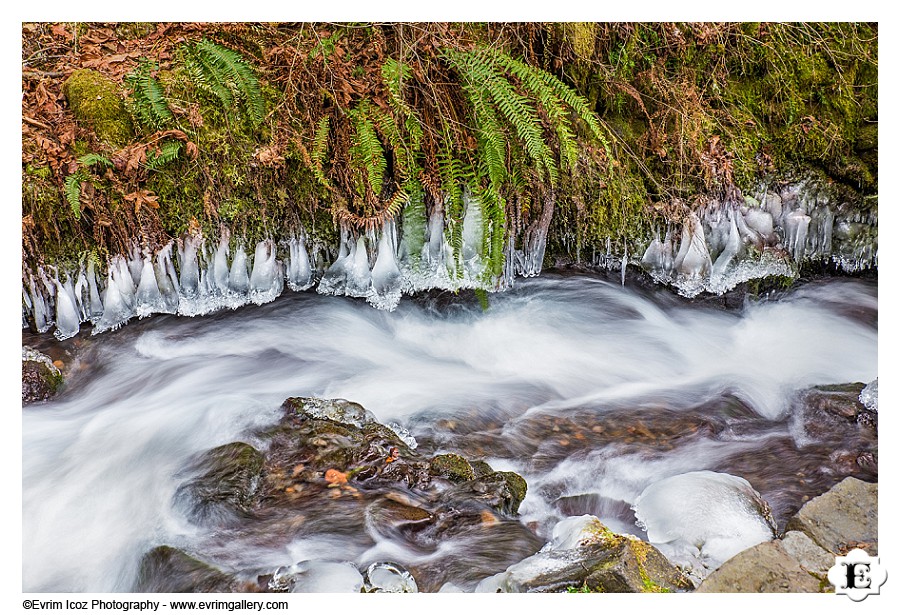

{"left": 22, "top": 274, "right": 876, "bottom": 592}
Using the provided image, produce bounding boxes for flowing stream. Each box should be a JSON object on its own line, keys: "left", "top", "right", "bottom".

{"left": 22, "top": 273, "right": 877, "bottom": 592}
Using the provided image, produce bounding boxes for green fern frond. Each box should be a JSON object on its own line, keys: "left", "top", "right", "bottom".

{"left": 64, "top": 171, "right": 88, "bottom": 220}
{"left": 491, "top": 49, "right": 611, "bottom": 161}
{"left": 349, "top": 102, "right": 387, "bottom": 197}
{"left": 311, "top": 117, "right": 331, "bottom": 188}
{"left": 125, "top": 59, "right": 174, "bottom": 130}
{"left": 444, "top": 48, "right": 557, "bottom": 187}
{"left": 184, "top": 39, "right": 266, "bottom": 127}
{"left": 145, "top": 141, "right": 183, "bottom": 172}
{"left": 77, "top": 153, "right": 113, "bottom": 168}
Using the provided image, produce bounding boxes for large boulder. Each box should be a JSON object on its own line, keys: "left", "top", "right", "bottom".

{"left": 786, "top": 476, "right": 877, "bottom": 555}
{"left": 695, "top": 541, "right": 821, "bottom": 593}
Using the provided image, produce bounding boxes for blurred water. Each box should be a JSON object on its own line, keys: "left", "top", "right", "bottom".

{"left": 22, "top": 273, "right": 877, "bottom": 591}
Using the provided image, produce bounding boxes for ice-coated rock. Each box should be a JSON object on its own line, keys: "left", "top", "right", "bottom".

{"left": 362, "top": 561, "right": 418, "bottom": 593}
{"left": 269, "top": 560, "right": 364, "bottom": 593}
{"left": 633, "top": 470, "right": 775, "bottom": 580}
{"left": 859, "top": 378, "right": 878, "bottom": 412}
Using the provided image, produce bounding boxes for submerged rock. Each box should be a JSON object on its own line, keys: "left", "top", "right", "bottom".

{"left": 134, "top": 546, "right": 242, "bottom": 593}
{"left": 22, "top": 346, "right": 63, "bottom": 404}
{"left": 168, "top": 396, "right": 535, "bottom": 592}
{"left": 430, "top": 453, "right": 477, "bottom": 483}
{"left": 174, "top": 442, "right": 266, "bottom": 525}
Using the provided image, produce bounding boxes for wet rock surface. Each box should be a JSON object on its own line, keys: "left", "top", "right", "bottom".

{"left": 147, "top": 396, "right": 540, "bottom": 592}
{"left": 786, "top": 477, "right": 878, "bottom": 555}
{"left": 134, "top": 547, "right": 247, "bottom": 593}
{"left": 22, "top": 346, "right": 63, "bottom": 404}
{"left": 478, "top": 516, "right": 692, "bottom": 593}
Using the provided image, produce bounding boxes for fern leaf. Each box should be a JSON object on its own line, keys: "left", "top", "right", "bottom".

{"left": 77, "top": 153, "right": 113, "bottom": 168}
{"left": 125, "top": 60, "right": 174, "bottom": 130}
{"left": 349, "top": 102, "right": 387, "bottom": 197}
{"left": 311, "top": 117, "right": 331, "bottom": 188}
{"left": 145, "top": 141, "right": 183, "bottom": 172}
{"left": 64, "top": 171, "right": 88, "bottom": 220}
{"left": 184, "top": 40, "right": 266, "bottom": 127}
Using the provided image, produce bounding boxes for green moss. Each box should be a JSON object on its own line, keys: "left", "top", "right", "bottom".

{"left": 429, "top": 453, "right": 477, "bottom": 483}
{"left": 62, "top": 69, "right": 134, "bottom": 147}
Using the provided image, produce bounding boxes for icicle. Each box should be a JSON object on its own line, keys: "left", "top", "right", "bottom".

{"left": 86, "top": 260, "right": 104, "bottom": 322}
{"left": 177, "top": 235, "right": 202, "bottom": 296}
{"left": 209, "top": 231, "right": 231, "bottom": 294}
{"left": 112, "top": 256, "right": 135, "bottom": 309}
{"left": 712, "top": 211, "right": 742, "bottom": 278}
{"left": 344, "top": 237, "right": 373, "bottom": 298}
{"left": 53, "top": 275, "right": 81, "bottom": 340}
{"left": 127, "top": 244, "right": 143, "bottom": 288}
{"left": 675, "top": 214, "right": 712, "bottom": 279}
{"left": 641, "top": 233, "right": 664, "bottom": 274}
{"left": 28, "top": 274, "right": 52, "bottom": 333}
{"left": 249, "top": 239, "right": 283, "bottom": 305}
{"left": 620, "top": 244, "right": 627, "bottom": 286}
{"left": 784, "top": 209, "right": 811, "bottom": 263}
{"left": 286, "top": 235, "right": 314, "bottom": 291}
{"left": 228, "top": 245, "right": 251, "bottom": 295}
{"left": 73, "top": 268, "right": 88, "bottom": 321}
{"left": 94, "top": 260, "right": 136, "bottom": 334}
{"left": 318, "top": 227, "right": 353, "bottom": 296}
{"left": 154, "top": 243, "right": 180, "bottom": 314}
{"left": 424, "top": 210, "right": 444, "bottom": 267}
{"left": 742, "top": 207, "right": 775, "bottom": 245}
{"left": 461, "top": 197, "right": 485, "bottom": 278}
{"left": 134, "top": 257, "right": 173, "bottom": 318}
{"left": 369, "top": 222, "right": 402, "bottom": 310}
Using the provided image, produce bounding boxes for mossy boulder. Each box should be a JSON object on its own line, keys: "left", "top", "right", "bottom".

{"left": 429, "top": 454, "right": 476, "bottom": 483}
{"left": 22, "top": 347, "right": 63, "bottom": 404}
{"left": 62, "top": 69, "right": 134, "bottom": 147}
{"left": 478, "top": 516, "right": 692, "bottom": 593}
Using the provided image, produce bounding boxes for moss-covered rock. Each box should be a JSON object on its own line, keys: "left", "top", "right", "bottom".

{"left": 479, "top": 516, "right": 692, "bottom": 593}
{"left": 62, "top": 69, "right": 133, "bottom": 147}
{"left": 429, "top": 454, "right": 476, "bottom": 483}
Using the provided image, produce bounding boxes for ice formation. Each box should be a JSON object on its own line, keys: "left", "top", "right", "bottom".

{"left": 22, "top": 174, "right": 876, "bottom": 339}
{"left": 361, "top": 561, "right": 418, "bottom": 593}
{"left": 632, "top": 470, "right": 775, "bottom": 581}
{"left": 268, "top": 560, "right": 364, "bottom": 593}
{"left": 640, "top": 177, "right": 876, "bottom": 297}
{"left": 860, "top": 378, "right": 878, "bottom": 412}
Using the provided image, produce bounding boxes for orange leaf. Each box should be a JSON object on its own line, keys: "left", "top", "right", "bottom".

{"left": 325, "top": 468, "right": 348, "bottom": 485}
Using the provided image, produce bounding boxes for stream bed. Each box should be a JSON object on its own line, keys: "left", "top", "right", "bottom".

{"left": 22, "top": 272, "right": 877, "bottom": 592}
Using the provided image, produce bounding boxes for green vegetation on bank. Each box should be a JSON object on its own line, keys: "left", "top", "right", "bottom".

{"left": 22, "top": 22, "right": 876, "bottom": 273}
